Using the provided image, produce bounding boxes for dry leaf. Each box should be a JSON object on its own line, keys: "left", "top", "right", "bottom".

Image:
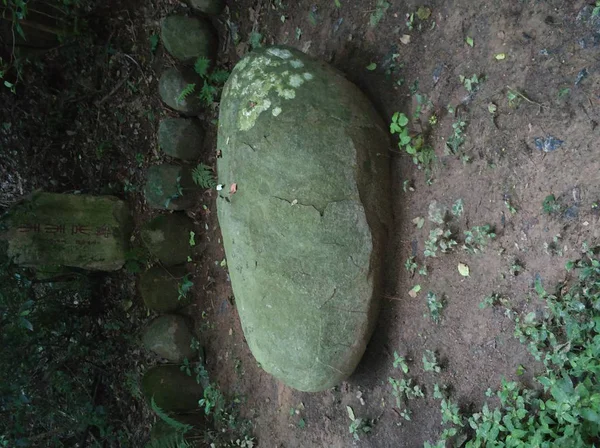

{"left": 458, "top": 263, "right": 470, "bottom": 277}
{"left": 400, "top": 34, "right": 411, "bottom": 45}
{"left": 408, "top": 284, "right": 422, "bottom": 298}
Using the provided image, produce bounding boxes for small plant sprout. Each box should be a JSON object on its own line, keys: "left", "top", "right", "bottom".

{"left": 463, "top": 225, "right": 495, "bottom": 254}
{"left": 542, "top": 194, "right": 562, "bottom": 215}
{"left": 423, "top": 350, "right": 441, "bottom": 373}
{"left": 451, "top": 198, "right": 464, "bottom": 217}
{"left": 504, "top": 197, "right": 518, "bottom": 214}
{"left": 479, "top": 293, "right": 509, "bottom": 309}
{"left": 446, "top": 118, "right": 467, "bottom": 155}
{"left": 346, "top": 406, "right": 373, "bottom": 440}
{"left": 178, "top": 274, "right": 194, "bottom": 301}
{"left": 426, "top": 292, "right": 444, "bottom": 323}
{"left": 390, "top": 112, "right": 435, "bottom": 179}
{"left": 510, "top": 259, "right": 523, "bottom": 276}
{"left": 460, "top": 74, "right": 481, "bottom": 93}
{"left": 393, "top": 352, "right": 409, "bottom": 374}
{"left": 405, "top": 256, "right": 418, "bottom": 275}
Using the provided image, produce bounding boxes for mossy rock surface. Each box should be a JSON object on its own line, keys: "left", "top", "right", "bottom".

{"left": 140, "top": 214, "right": 194, "bottom": 266}
{"left": 142, "top": 365, "right": 204, "bottom": 412}
{"left": 1, "top": 192, "right": 132, "bottom": 271}
{"left": 186, "top": 0, "right": 225, "bottom": 16}
{"left": 158, "top": 118, "right": 204, "bottom": 161}
{"left": 159, "top": 67, "right": 203, "bottom": 115}
{"left": 142, "top": 314, "right": 196, "bottom": 363}
{"left": 217, "top": 46, "right": 391, "bottom": 392}
{"left": 143, "top": 164, "right": 197, "bottom": 211}
{"left": 140, "top": 265, "right": 193, "bottom": 312}
{"left": 161, "top": 15, "right": 217, "bottom": 63}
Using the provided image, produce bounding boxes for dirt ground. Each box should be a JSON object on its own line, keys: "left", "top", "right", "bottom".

{"left": 201, "top": 1, "right": 600, "bottom": 447}
{"left": 1, "top": 0, "right": 600, "bottom": 446}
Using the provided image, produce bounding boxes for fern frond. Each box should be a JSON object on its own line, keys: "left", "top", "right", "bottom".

{"left": 208, "top": 68, "right": 230, "bottom": 85}
{"left": 199, "top": 82, "right": 218, "bottom": 106}
{"left": 194, "top": 57, "right": 211, "bottom": 78}
{"left": 151, "top": 397, "right": 193, "bottom": 434}
{"left": 176, "top": 83, "right": 196, "bottom": 105}
{"left": 192, "top": 164, "right": 216, "bottom": 189}
{"left": 145, "top": 433, "right": 191, "bottom": 448}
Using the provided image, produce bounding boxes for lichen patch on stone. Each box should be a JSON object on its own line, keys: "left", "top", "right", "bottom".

{"left": 229, "top": 49, "right": 314, "bottom": 131}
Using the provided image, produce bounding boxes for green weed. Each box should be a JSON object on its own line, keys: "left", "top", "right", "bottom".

{"left": 422, "top": 350, "right": 441, "bottom": 373}
{"left": 346, "top": 406, "right": 373, "bottom": 440}
{"left": 463, "top": 225, "right": 495, "bottom": 254}
{"left": 426, "top": 291, "right": 444, "bottom": 323}
{"left": 390, "top": 112, "right": 436, "bottom": 180}
{"left": 461, "top": 245, "right": 600, "bottom": 446}
{"left": 192, "top": 163, "right": 217, "bottom": 189}
{"left": 542, "top": 194, "right": 562, "bottom": 215}
{"left": 446, "top": 119, "right": 467, "bottom": 155}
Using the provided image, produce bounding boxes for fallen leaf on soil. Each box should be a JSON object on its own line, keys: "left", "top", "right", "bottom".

{"left": 416, "top": 6, "right": 431, "bottom": 20}
{"left": 400, "top": 34, "right": 411, "bottom": 45}
{"left": 494, "top": 53, "right": 506, "bottom": 60}
{"left": 230, "top": 183, "right": 237, "bottom": 194}
{"left": 409, "top": 284, "right": 422, "bottom": 298}
{"left": 458, "top": 263, "right": 470, "bottom": 277}
{"left": 412, "top": 217, "right": 425, "bottom": 229}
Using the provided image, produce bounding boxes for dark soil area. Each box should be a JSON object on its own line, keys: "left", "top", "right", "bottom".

{"left": 1, "top": 0, "right": 599, "bottom": 446}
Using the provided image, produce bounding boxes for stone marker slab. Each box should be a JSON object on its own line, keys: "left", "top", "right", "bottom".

{"left": 217, "top": 46, "right": 391, "bottom": 392}
{"left": 2, "top": 192, "right": 132, "bottom": 271}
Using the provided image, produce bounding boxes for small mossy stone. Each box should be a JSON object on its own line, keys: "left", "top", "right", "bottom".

{"left": 140, "top": 265, "right": 193, "bottom": 312}
{"left": 140, "top": 214, "right": 194, "bottom": 266}
{"left": 143, "top": 164, "right": 195, "bottom": 210}
{"left": 2, "top": 192, "right": 132, "bottom": 271}
{"left": 144, "top": 164, "right": 197, "bottom": 211}
{"left": 161, "top": 15, "right": 217, "bottom": 63}
{"left": 186, "top": 0, "right": 225, "bottom": 16}
{"left": 159, "top": 67, "right": 203, "bottom": 116}
{"left": 142, "top": 365, "right": 204, "bottom": 412}
{"left": 217, "top": 46, "right": 391, "bottom": 392}
{"left": 158, "top": 118, "right": 204, "bottom": 161}
{"left": 142, "top": 314, "right": 196, "bottom": 363}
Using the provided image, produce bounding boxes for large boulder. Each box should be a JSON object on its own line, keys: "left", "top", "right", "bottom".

{"left": 140, "top": 265, "right": 194, "bottom": 312}
{"left": 159, "top": 67, "right": 203, "bottom": 116}
{"left": 140, "top": 214, "right": 194, "bottom": 266}
{"left": 142, "top": 365, "right": 204, "bottom": 412}
{"left": 216, "top": 46, "right": 391, "bottom": 392}
{"left": 1, "top": 192, "right": 132, "bottom": 271}
{"left": 158, "top": 118, "right": 204, "bottom": 161}
{"left": 144, "top": 164, "right": 197, "bottom": 210}
{"left": 186, "top": 0, "right": 225, "bottom": 16}
{"left": 142, "top": 314, "right": 196, "bottom": 363}
{"left": 161, "top": 15, "right": 217, "bottom": 63}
